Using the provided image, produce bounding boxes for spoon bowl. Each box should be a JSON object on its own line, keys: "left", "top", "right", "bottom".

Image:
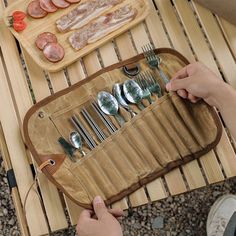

{"left": 69, "top": 131, "right": 86, "bottom": 157}
{"left": 123, "top": 80, "right": 145, "bottom": 110}
{"left": 112, "top": 83, "right": 136, "bottom": 117}
{"left": 97, "top": 91, "right": 125, "bottom": 126}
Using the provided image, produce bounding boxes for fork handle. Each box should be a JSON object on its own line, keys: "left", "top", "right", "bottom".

{"left": 158, "top": 68, "right": 169, "bottom": 85}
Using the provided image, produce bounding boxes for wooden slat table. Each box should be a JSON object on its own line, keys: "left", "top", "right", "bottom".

{"left": 1, "top": 0, "right": 236, "bottom": 235}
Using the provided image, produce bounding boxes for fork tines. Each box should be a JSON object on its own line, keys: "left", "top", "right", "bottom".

{"left": 142, "top": 43, "right": 155, "bottom": 57}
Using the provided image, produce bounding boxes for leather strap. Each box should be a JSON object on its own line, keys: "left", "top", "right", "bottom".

{"left": 38, "top": 159, "right": 56, "bottom": 172}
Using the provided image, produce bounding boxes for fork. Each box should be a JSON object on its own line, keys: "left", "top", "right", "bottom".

{"left": 143, "top": 71, "right": 162, "bottom": 98}
{"left": 135, "top": 75, "right": 153, "bottom": 104}
{"left": 142, "top": 43, "right": 169, "bottom": 85}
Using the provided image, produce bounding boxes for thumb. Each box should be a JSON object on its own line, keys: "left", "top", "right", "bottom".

{"left": 93, "top": 196, "right": 108, "bottom": 220}
{"left": 166, "top": 77, "right": 189, "bottom": 91}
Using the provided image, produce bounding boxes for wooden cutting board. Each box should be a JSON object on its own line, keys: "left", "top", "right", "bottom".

{"left": 3, "top": 0, "right": 150, "bottom": 72}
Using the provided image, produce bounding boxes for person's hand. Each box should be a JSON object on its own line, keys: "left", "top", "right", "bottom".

{"left": 76, "top": 196, "right": 123, "bottom": 236}
{"left": 166, "top": 62, "right": 226, "bottom": 107}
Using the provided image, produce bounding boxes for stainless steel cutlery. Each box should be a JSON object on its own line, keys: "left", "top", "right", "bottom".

{"left": 81, "top": 108, "right": 107, "bottom": 142}
{"left": 58, "top": 45, "right": 168, "bottom": 161}
{"left": 142, "top": 43, "right": 169, "bottom": 85}
{"left": 97, "top": 91, "right": 126, "bottom": 127}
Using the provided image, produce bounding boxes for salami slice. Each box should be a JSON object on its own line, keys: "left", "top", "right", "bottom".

{"left": 39, "top": 0, "right": 57, "bottom": 13}
{"left": 51, "top": 0, "right": 70, "bottom": 9}
{"left": 43, "top": 43, "right": 65, "bottom": 62}
{"left": 65, "top": 0, "right": 81, "bottom": 3}
{"left": 35, "top": 32, "right": 58, "bottom": 50}
{"left": 27, "top": 0, "right": 48, "bottom": 19}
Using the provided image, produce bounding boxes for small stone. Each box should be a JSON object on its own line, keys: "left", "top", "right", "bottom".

{"left": 152, "top": 216, "right": 164, "bottom": 229}
{"left": 185, "top": 229, "right": 191, "bottom": 234}
{"left": 8, "top": 218, "right": 15, "bottom": 226}
{"left": 3, "top": 208, "right": 8, "bottom": 215}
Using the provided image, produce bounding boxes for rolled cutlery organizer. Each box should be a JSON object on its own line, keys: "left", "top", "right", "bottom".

{"left": 23, "top": 48, "right": 222, "bottom": 208}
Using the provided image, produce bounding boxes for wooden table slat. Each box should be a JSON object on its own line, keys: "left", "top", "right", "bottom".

{"left": 154, "top": 0, "right": 195, "bottom": 62}
{"left": 145, "top": 0, "right": 170, "bottom": 48}
{"left": 20, "top": 48, "right": 69, "bottom": 231}
{"left": 0, "top": 56, "right": 49, "bottom": 236}
{"left": 164, "top": 169, "right": 187, "bottom": 195}
{"left": 0, "top": 123, "right": 29, "bottom": 236}
{"left": 181, "top": 160, "right": 206, "bottom": 190}
{"left": 22, "top": 49, "right": 51, "bottom": 102}
{"left": 200, "top": 151, "right": 225, "bottom": 184}
{"left": 67, "top": 60, "right": 86, "bottom": 85}
{"left": 173, "top": 0, "right": 220, "bottom": 76}
{"left": 146, "top": 178, "right": 168, "bottom": 201}
{"left": 218, "top": 18, "right": 236, "bottom": 63}
{"left": 192, "top": 1, "right": 236, "bottom": 88}
{"left": 215, "top": 131, "right": 236, "bottom": 178}
{"left": 48, "top": 71, "right": 69, "bottom": 92}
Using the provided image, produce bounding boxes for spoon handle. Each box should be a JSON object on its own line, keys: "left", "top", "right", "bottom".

{"left": 115, "top": 114, "right": 126, "bottom": 127}
{"left": 126, "top": 108, "right": 137, "bottom": 118}
{"left": 79, "top": 148, "right": 86, "bottom": 157}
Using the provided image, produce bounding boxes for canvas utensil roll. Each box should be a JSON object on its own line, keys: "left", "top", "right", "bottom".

{"left": 23, "top": 48, "right": 222, "bottom": 208}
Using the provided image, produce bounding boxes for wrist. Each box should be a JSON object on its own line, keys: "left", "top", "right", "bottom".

{"left": 209, "top": 81, "right": 233, "bottom": 109}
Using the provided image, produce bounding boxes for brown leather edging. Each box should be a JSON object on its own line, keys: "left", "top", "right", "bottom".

{"left": 23, "top": 48, "right": 223, "bottom": 209}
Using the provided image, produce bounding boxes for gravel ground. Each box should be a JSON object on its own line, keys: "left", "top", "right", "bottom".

{"left": 1, "top": 154, "right": 236, "bottom": 236}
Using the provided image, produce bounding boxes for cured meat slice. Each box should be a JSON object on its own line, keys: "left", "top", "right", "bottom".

{"left": 43, "top": 43, "right": 65, "bottom": 62}
{"left": 51, "top": 0, "right": 70, "bottom": 9}
{"left": 69, "top": 5, "right": 137, "bottom": 50}
{"left": 65, "top": 0, "right": 81, "bottom": 3}
{"left": 39, "top": 0, "right": 57, "bottom": 13}
{"left": 35, "top": 32, "right": 58, "bottom": 50}
{"left": 56, "top": 0, "right": 123, "bottom": 32}
{"left": 27, "top": 0, "right": 48, "bottom": 19}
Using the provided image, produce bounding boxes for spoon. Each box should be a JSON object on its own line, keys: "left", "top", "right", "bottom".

{"left": 69, "top": 131, "right": 86, "bottom": 157}
{"left": 97, "top": 91, "right": 125, "bottom": 126}
{"left": 112, "top": 83, "right": 137, "bottom": 117}
{"left": 123, "top": 80, "right": 145, "bottom": 110}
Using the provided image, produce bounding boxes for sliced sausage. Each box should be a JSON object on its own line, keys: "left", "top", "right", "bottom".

{"left": 51, "top": 0, "right": 70, "bottom": 9}
{"left": 65, "top": 0, "right": 81, "bottom": 3}
{"left": 35, "top": 32, "right": 58, "bottom": 50}
{"left": 39, "top": 0, "right": 57, "bottom": 13}
{"left": 43, "top": 43, "right": 65, "bottom": 62}
{"left": 27, "top": 0, "right": 48, "bottom": 19}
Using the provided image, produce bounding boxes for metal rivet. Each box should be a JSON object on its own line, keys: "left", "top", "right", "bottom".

{"left": 49, "top": 159, "right": 55, "bottom": 166}
{"left": 38, "top": 111, "right": 44, "bottom": 118}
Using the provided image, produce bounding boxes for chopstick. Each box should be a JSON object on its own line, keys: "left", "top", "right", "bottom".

{"left": 91, "top": 101, "right": 117, "bottom": 134}
{"left": 81, "top": 108, "right": 107, "bottom": 142}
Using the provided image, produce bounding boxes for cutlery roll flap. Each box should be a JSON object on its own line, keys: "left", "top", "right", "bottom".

{"left": 23, "top": 48, "right": 222, "bottom": 208}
